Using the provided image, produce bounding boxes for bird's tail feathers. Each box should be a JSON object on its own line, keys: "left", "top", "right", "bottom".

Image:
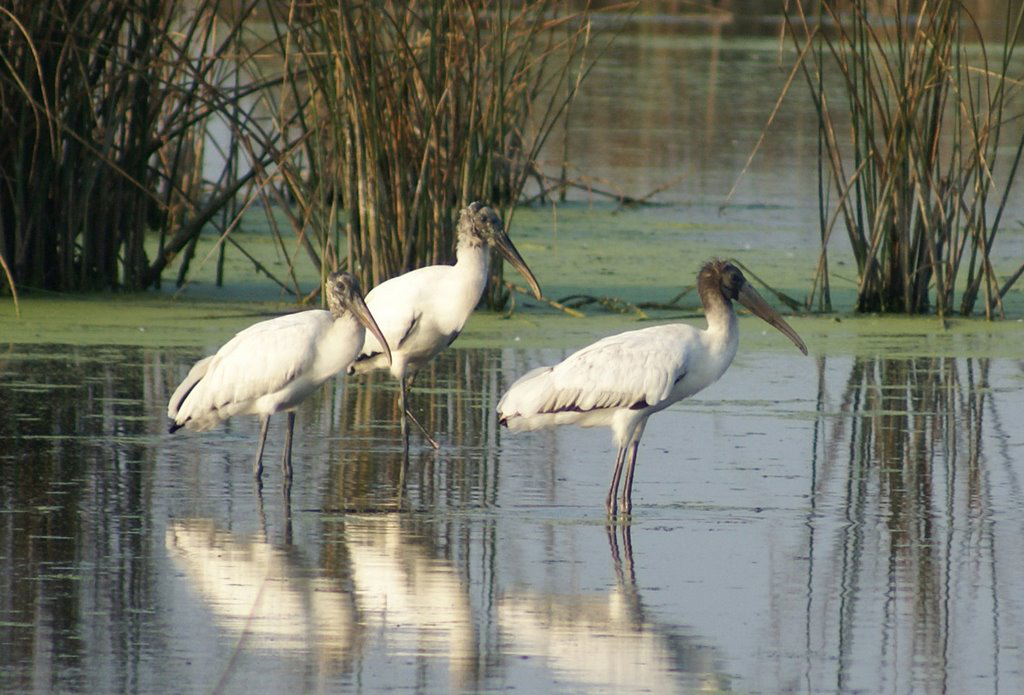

{"left": 167, "top": 355, "right": 214, "bottom": 429}
{"left": 349, "top": 351, "right": 383, "bottom": 375}
{"left": 497, "top": 366, "right": 555, "bottom": 425}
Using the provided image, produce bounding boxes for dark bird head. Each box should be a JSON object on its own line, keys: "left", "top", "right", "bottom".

{"left": 699, "top": 259, "right": 808, "bottom": 355}
{"left": 459, "top": 201, "right": 543, "bottom": 300}
{"left": 326, "top": 272, "right": 392, "bottom": 366}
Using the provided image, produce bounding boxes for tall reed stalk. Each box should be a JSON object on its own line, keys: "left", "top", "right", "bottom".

{"left": 0, "top": 1, "right": 262, "bottom": 292}
{"left": 272, "top": 0, "right": 593, "bottom": 306}
{"left": 2, "top": 1, "right": 593, "bottom": 307}
{"left": 787, "top": 0, "right": 1024, "bottom": 317}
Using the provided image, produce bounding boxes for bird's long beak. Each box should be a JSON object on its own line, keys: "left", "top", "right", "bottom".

{"left": 494, "top": 228, "right": 542, "bottom": 300}
{"left": 736, "top": 284, "right": 808, "bottom": 355}
{"left": 350, "top": 294, "right": 393, "bottom": 367}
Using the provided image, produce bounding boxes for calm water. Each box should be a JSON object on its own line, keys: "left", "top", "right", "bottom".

{"left": 2, "top": 342, "right": 1023, "bottom": 694}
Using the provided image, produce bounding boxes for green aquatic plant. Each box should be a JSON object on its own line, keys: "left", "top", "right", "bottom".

{"left": 786, "top": 0, "right": 1024, "bottom": 318}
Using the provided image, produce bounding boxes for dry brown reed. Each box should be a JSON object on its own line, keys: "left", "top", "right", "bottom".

{"left": 786, "top": 0, "right": 1024, "bottom": 317}
{"left": 0, "top": 1, "right": 269, "bottom": 293}
{"left": 268, "top": 0, "right": 595, "bottom": 307}
{"left": 1, "top": 1, "right": 594, "bottom": 308}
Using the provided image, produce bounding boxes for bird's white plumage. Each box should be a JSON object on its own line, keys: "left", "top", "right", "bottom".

{"left": 353, "top": 255, "right": 487, "bottom": 380}
{"left": 166, "top": 270, "right": 389, "bottom": 482}
{"left": 347, "top": 201, "right": 542, "bottom": 450}
{"left": 498, "top": 320, "right": 738, "bottom": 441}
{"left": 168, "top": 310, "right": 364, "bottom": 431}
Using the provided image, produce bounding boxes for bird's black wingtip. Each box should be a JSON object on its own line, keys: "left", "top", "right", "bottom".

{"left": 168, "top": 421, "right": 183, "bottom": 434}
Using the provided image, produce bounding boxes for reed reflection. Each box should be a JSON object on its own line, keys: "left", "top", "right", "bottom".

{"left": 0, "top": 345, "right": 156, "bottom": 692}
{"left": 334, "top": 348, "right": 504, "bottom": 510}
{"left": 801, "top": 355, "right": 1012, "bottom": 693}
{"left": 499, "top": 526, "right": 728, "bottom": 694}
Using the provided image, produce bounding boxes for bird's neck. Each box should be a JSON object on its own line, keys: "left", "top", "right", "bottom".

{"left": 700, "top": 285, "right": 739, "bottom": 352}
{"left": 455, "top": 235, "right": 490, "bottom": 277}
{"left": 329, "top": 311, "right": 357, "bottom": 333}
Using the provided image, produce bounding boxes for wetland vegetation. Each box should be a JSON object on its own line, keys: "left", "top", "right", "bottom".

{"left": 0, "top": 0, "right": 593, "bottom": 308}
{"left": 786, "top": 0, "right": 1024, "bottom": 318}
{"left": 2, "top": 1, "right": 1022, "bottom": 320}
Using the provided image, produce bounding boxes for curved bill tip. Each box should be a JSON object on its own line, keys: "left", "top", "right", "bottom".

{"left": 494, "top": 230, "right": 542, "bottom": 300}
{"left": 737, "top": 284, "right": 808, "bottom": 355}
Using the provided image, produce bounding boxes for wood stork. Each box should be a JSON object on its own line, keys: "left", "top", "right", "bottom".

{"left": 350, "top": 201, "right": 542, "bottom": 449}
{"left": 167, "top": 272, "right": 391, "bottom": 482}
{"left": 497, "top": 259, "right": 807, "bottom": 517}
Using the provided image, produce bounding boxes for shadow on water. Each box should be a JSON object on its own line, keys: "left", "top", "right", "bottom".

{"left": 2, "top": 343, "right": 1024, "bottom": 693}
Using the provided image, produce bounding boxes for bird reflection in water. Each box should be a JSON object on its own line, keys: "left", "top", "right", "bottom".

{"left": 166, "top": 514, "right": 479, "bottom": 692}
{"left": 342, "top": 514, "right": 480, "bottom": 690}
{"left": 499, "top": 525, "right": 728, "bottom": 694}
{"left": 165, "top": 519, "right": 359, "bottom": 682}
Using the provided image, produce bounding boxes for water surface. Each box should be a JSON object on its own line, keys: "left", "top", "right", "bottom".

{"left": 2, "top": 343, "right": 1023, "bottom": 694}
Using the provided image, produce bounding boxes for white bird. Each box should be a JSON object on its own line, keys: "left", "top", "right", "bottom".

{"left": 167, "top": 272, "right": 391, "bottom": 482}
{"left": 350, "top": 201, "right": 542, "bottom": 449}
{"left": 497, "top": 259, "right": 808, "bottom": 517}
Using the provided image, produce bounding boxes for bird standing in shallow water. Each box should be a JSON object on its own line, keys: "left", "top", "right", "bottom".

{"left": 167, "top": 272, "right": 391, "bottom": 482}
{"left": 350, "top": 201, "right": 542, "bottom": 451}
{"left": 497, "top": 259, "right": 808, "bottom": 517}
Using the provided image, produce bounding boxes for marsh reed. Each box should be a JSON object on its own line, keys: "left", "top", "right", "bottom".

{"left": 786, "top": 0, "right": 1024, "bottom": 317}
{"left": 1, "top": 1, "right": 593, "bottom": 307}
{"left": 0, "top": 0, "right": 263, "bottom": 293}
{"left": 269, "top": 0, "right": 593, "bottom": 306}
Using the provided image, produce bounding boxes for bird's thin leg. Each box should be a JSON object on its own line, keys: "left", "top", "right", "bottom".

{"left": 405, "top": 409, "right": 440, "bottom": 449}
{"left": 281, "top": 411, "right": 295, "bottom": 481}
{"left": 253, "top": 415, "right": 271, "bottom": 482}
{"left": 400, "top": 375, "right": 440, "bottom": 449}
{"left": 620, "top": 439, "right": 641, "bottom": 517}
{"left": 619, "top": 421, "right": 647, "bottom": 517}
{"left": 606, "top": 446, "right": 628, "bottom": 517}
{"left": 282, "top": 479, "right": 293, "bottom": 545}
{"left": 399, "top": 377, "right": 411, "bottom": 455}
